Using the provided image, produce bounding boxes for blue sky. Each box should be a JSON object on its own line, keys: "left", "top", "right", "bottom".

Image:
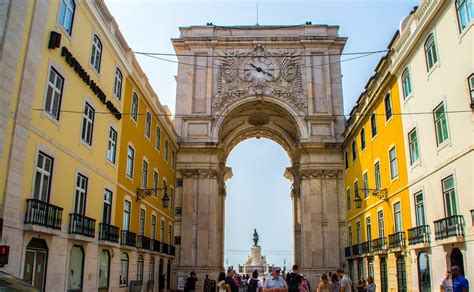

{"left": 106, "top": 0, "right": 419, "bottom": 269}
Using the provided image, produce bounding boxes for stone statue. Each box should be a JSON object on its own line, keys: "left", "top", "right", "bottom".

{"left": 253, "top": 229, "right": 259, "bottom": 246}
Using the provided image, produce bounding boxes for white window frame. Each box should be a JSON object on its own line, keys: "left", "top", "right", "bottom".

{"left": 131, "top": 92, "right": 138, "bottom": 122}
{"left": 123, "top": 200, "right": 131, "bottom": 231}
{"left": 414, "top": 192, "right": 426, "bottom": 226}
{"left": 164, "top": 139, "right": 169, "bottom": 161}
{"left": 145, "top": 111, "right": 152, "bottom": 139}
{"left": 393, "top": 202, "right": 402, "bottom": 233}
{"left": 384, "top": 93, "right": 393, "bottom": 122}
{"left": 126, "top": 145, "right": 135, "bottom": 178}
{"left": 378, "top": 210, "right": 385, "bottom": 238}
{"left": 43, "top": 67, "right": 64, "bottom": 120}
{"left": 58, "top": 0, "right": 75, "bottom": 35}
{"left": 168, "top": 223, "right": 172, "bottom": 245}
{"left": 153, "top": 170, "right": 159, "bottom": 197}
{"left": 74, "top": 173, "right": 88, "bottom": 215}
{"left": 456, "top": 0, "right": 473, "bottom": 32}
{"left": 370, "top": 112, "right": 377, "bottom": 138}
{"left": 32, "top": 151, "right": 54, "bottom": 201}
{"left": 424, "top": 33, "right": 439, "bottom": 71}
{"left": 113, "top": 67, "right": 123, "bottom": 100}
{"left": 401, "top": 67, "right": 412, "bottom": 99}
{"left": 141, "top": 159, "right": 148, "bottom": 188}
{"left": 433, "top": 102, "right": 449, "bottom": 146}
{"left": 155, "top": 126, "right": 161, "bottom": 150}
{"left": 107, "top": 127, "right": 118, "bottom": 164}
{"left": 362, "top": 171, "right": 369, "bottom": 199}
{"left": 80, "top": 101, "right": 95, "bottom": 146}
{"left": 90, "top": 34, "right": 102, "bottom": 72}
{"left": 408, "top": 128, "right": 420, "bottom": 165}
{"left": 139, "top": 208, "right": 145, "bottom": 236}
{"left": 389, "top": 146, "right": 398, "bottom": 180}
{"left": 374, "top": 161, "right": 381, "bottom": 190}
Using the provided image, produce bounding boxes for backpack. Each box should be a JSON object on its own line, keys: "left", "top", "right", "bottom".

{"left": 248, "top": 278, "right": 259, "bottom": 292}
{"left": 287, "top": 273, "right": 300, "bottom": 292}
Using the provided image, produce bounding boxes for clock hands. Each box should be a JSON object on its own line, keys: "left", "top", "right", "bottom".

{"left": 249, "top": 62, "right": 274, "bottom": 78}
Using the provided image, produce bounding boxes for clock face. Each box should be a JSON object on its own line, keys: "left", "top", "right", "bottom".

{"left": 243, "top": 57, "right": 275, "bottom": 82}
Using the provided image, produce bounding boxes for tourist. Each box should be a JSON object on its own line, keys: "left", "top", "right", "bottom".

{"left": 356, "top": 276, "right": 366, "bottom": 292}
{"left": 248, "top": 270, "right": 263, "bottom": 292}
{"left": 286, "top": 264, "right": 302, "bottom": 292}
{"left": 218, "top": 272, "right": 230, "bottom": 292}
{"left": 330, "top": 273, "right": 340, "bottom": 292}
{"left": 264, "top": 267, "right": 288, "bottom": 289}
{"left": 440, "top": 271, "right": 453, "bottom": 292}
{"left": 299, "top": 275, "right": 310, "bottom": 292}
{"left": 186, "top": 271, "right": 198, "bottom": 292}
{"left": 366, "top": 277, "right": 375, "bottom": 292}
{"left": 451, "top": 266, "right": 469, "bottom": 292}
{"left": 204, "top": 275, "right": 211, "bottom": 292}
{"left": 226, "top": 269, "right": 239, "bottom": 292}
{"left": 337, "top": 269, "right": 352, "bottom": 292}
{"left": 317, "top": 273, "right": 331, "bottom": 292}
{"left": 240, "top": 275, "right": 249, "bottom": 292}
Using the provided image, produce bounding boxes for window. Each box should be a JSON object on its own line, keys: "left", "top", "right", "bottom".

{"left": 102, "top": 189, "right": 112, "bottom": 224}
{"left": 170, "top": 187, "right": 174, "bottom": 210}
{"left": 58, "top": 0, "right": 75, "bottom": 34}
{"left": 126, "top": 146, "right": 134, "bottom": 178}
{"left": 107, "top": 127, "right": 117, "bottom": 164}
{"left": 155, "top": 127, "right": 161, "bottom": 150}
{"left": 142, "top": 160, "right": 148, "bottom": 188}
{"left": 394, "top": 202, "right": 402, "bottom": 232}
{"left": 424, "top": 34, "right": 438, "bottom": 71}
{"left": 44, "top": 67, "right": 64, "bottom": 120}
{"left": 90, "top": 35, "right": 102, "bottom": 72}
{"left": 384, "top": 93, "right": 392, "bottom": 121}
{"left": 351, "top": 140, "right": 357, "bottom": 161}
{"left": 149, "top": 257, "right": 155, "bottom": 282}
{"left": 363, "top": 172, "right": 369, "bottom": 199}
{"left": 98, "top": 250, "right": 110, "bottom": 289}
{"left": 113, "top": 68, "right": 123, "bottom": 100}
{"left": 368, "top": 258, "right": 374, "bottom": 278}
{"left": 433, "top": 102, "right": 449, "bottom": 145}
{"left": 389, "top": 147, "right": 398, "bottom": 179}
{"left": 366, "top": 216, "right": 372, "bottom": 241}
{"left": 418, "top": 252, "right": 431, "bottom": 292}
{"left": 171, "top": 149, "right": 175, "bottom": 170}
{"left": 354, "top": 181, "right": 359, "bottom": 199}
{"left": 153, "top": 171, "right": 159, "bottom": 197}
{"left": 33, "top": 152, "right": 54, "bottom": 201}
{"left": 348, "top": 226, "right": 353, "bottom": 246}
{"left": 415, "top": 192, "right": 426, "bottom": 226}
{"left": 356, "top": 221, "right": 361, "bottom": 244}
{"left": 344, "top": 151, "right": 349, "bottom": 170}
{"left": 357, "top": 260, "right": 364, "bottom": 282}
{"left": 346, "top": 189, "right": 351, "bottom": 211}
{"left": 374, "top": 161, "right": 381, "bottom": 190}
{"left": 120, "top": 253, "right": 129, "bottom": 287}
{"left": 402, "top": 67, "right": 412, "bottom": 98}
{"left": 74, "top": 174, "right": 88, "bottom": 215}
{"left": 67, "top": 246, "right": 84, "bottom": 291}
{"left": 360, "top": 128, "right": 366, "bottom": 150}
{"left": 164, "top": 139, "right": 169, "bottom": 161}
{"left": 131, "top": 93, "right": 138, "bottom": 121}
{"left": 370, "top": 113, "right": 377, "bottom": 137}
{"left": 81, "top": 102, "right": 95, "bottom": 145}
{"left": 162, "top": 180, "right": 167, "bottom": 199}
{"left": 380, "top": 258, "right": 388, "bottom": 292}
{"left": 145, "top": 112, "right": 151, "bottom": 138}
{"left": 160, "top": 220, "right": 165, "bottom": 241}
{"left": 123, "top": 200, "right": 131, "bottom": 231}
{"left": 139, "top": 208, "right": 145, "bottom": 236}
{"left": 168, "top": 224, "right": 172, "bottom": 244}
{"left": 137, "top": 256, "right": 144, "bottom": 283}
{"left": 378, "top": 211, "right": 384, "bottom": 237}
{"left": 442, "top": 175, "right": 458, "bottom": 216}
{"left": 456, "top": 0, "right": 473, "bottom": 32}
{"left": 408, "top": 128, "right": 420, "bottom": 165}
{"left": 151, "top": 215, "right": 157, "bottom": 240}
{"left": 468, "top": 73, "right": 474, "bottom": 105}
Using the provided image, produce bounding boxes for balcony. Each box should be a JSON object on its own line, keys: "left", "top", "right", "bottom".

{"left": 434, "top": 215, "right": 465, "bottom": 241}
{"left": 162, "top": 242, "right": 169, "bottom": 254}
{"left": 99, "top": 223, "right": 120, "bottom": 243}
{"left": 24, "top": 199, "right": 63, "bottom": 230}
{"left": 151, "top": 239, "right": 161, "bottom": 253}
{"left": 361, "top": 241, "right": 372, "bottom": 254}
{"left": 137, "top": 235, "right": 151, "bottom": 250}
{"left": 69, "top": 213, "right": 96, "bottom": 238}
{"left": 351, "top": 244, "right": 361, "bottom": 257}
{"left": 169, "top": 245, "right": 176, "bottom": 256}
{"left": 388, "top": 231, "right": 406, "bottom": 249}
{"left": 344, "top": 246, "right": 352, "bottom": 258}
{"left": 408, "top": 225, "right": 431, "bottom": 246}
{"left": 371, "top": 237, "right": 387, "bottom": 252}
{"left": 121, "top": 230, "right": 137, "bottom": 247}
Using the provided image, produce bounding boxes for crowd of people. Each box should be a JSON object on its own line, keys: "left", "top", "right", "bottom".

{"left": 185, "top": 264, "right": 469, "bottom": 292}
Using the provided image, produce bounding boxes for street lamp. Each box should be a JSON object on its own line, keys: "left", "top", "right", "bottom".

{"left": 136, "top": 186, "right": 169, "bottom": 209}
{"left": 354, "top": 188, "right": 389, "bottom": 209}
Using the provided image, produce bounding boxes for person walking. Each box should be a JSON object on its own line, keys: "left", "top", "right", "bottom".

{"left": 440, "top": 271, "right": 453, "bottom": 292}
{"left": 286, "top": 265, "right": 302, "bottom": 292}
{"left": 218, "top": 272, "right": 230, "bottom": 292}
{"left": 204, "top": 275, "right": 212, "bottom": 292}
{"left": 356, "top": 276, "right": 366, "bottom": 292}
{"left": 186, "top": 271, "right": 198, "bottom": 292}
{"left": 225, "top": 270, "right": 239, "bottom": 292}
{"left": 330, "top": 273, "right": 340, "bottom": 292}
{"left": 317, "top": 273, "right": 331, "bottom": 292}
{"left": 248, "top": 270, "right": 263, "bottom": 292}
{"left": 365, "top": 277, "right": 375, "bottom": 292}
{"left": 264, "top": 267, "right": 287, "bottom": 289}
{"left": 451, "top": 266, "right": 469, "bottom": 292}
{"left": 299, "top": 275, "right": 310, "bottom": 292}
{"left": 337, "top": 269, "right": 352, "bottom": 292}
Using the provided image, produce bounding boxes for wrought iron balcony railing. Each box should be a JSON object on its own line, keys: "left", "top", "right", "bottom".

{"left": 162, "top": 242, "right": 169, "bottom": 254}
{"left": 152, "top": 239, "right": 162, "bottom": 253}
{"left": 434, "top": 215, "right": 465, "bottom": 240}
{"left": 388, "top": 231, "right": 406, "bottom": 249}
{"left": 371, "top": 237, "right": 387, "bottom": 252}
{"left": 169, "top": 245, "right": 176, "bottom": 256}
{"left": 361, "top": 241, "right": 372, "bottom": 254}
{"left": 121, "top": 230, "right": 137, "bottom": 247}
{"left": 344, "top": 246, "right": 352, "bottom": 257}
{"left": 137, "top": 235, "right": 151, "bottom": 250}
{"left": 25, "top": 199, "right": 63, "bottom": 230}
{"left": 408, "top": 225, "right": 431, "bottom": 245}
{"left": 99, "top": 223, "right": 119, "bottom": 243}
{"left": 69, "top": 213, "right": 96, "bottom": 238}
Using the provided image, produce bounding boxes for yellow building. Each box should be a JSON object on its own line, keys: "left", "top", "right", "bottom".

{"left": 0, "top": 1, "right": 177, "bottom": 291}
{"left": 343, "top": 39, "right": 413, "bottom": 291}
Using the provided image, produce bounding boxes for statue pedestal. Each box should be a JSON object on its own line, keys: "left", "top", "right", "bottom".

{"left": 241, "top": 245, "right": 271, "bottom": 275}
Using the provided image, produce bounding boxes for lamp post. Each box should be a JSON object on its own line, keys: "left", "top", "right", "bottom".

{"left": 136, "top": 186, "right": 170, "bottom": 209}
{"left": 354, "top": 188, "right": 389, "bottom": 209}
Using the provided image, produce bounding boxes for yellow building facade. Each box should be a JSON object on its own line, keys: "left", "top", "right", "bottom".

{"left": 0, "top": 1, "right": 177, "bottom": 291}
{"left": 343, "top": 48, "right": 413, "bottom": 291}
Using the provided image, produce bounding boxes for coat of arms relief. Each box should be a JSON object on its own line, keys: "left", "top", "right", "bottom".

{"left": 213, "top": 45, "right": 307, "bottom": 113}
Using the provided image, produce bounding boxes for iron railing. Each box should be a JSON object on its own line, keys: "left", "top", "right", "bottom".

{"left": 351, "top": 244, "right": 361, "bottom": 257}
{"left": 24, "top": 199, "right": 63, "bottom": 230}
{"left": 344, "top": 246, "right": 352, "bottom": 257}
{"left": 121, "top": 230, "right": 137, "bottom": 247}
{"left": 408, "top": 225, "right": 431, "bottom": 245}
{"left": 361, "top": 241, "right": 372, "bottom": 254}
{"left": 169, "top": 245, "right": 176, "bottom": 256}
{"left": 434, "top": 215, "right": 465, "bottom": 240}
{"left": 388, "top": 231, "right": 406, "bottom": 249}
{"left": 69, "top": 213, "right": 96, "bottom": 238}
{"left": 152, "top": 239, "right": 161, "bottom": 253}
{"left": 371, "top": 237, "right": 387, "bottom": 252}
{"left": 137, "top": 235, "right": 151, "bottom": 250}
{"left": 99, "top": 223, "right": 119, "bottom": 243}
{"left": 162, "top": 242, "right": 169, "bottom": 254}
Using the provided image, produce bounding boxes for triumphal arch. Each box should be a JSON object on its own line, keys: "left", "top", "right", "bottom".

{"left": 172, "top": 25, "right": 347, "bottom": 285}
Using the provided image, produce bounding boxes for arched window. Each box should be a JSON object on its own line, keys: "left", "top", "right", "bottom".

{"left": 402, "top": 67, "right": 412, "bottom": 98}
{"left": 90, "top": 35, "right": 103, "bottom": 72}
{"left": 137, "top": 255, "right": 144, "bottom": 283}
{"left": 98, "top": 250, "right": 110, "bottom": 289}
{"left": 450, "top": 248, "right": 465, "bottom": 275}
{"left": 396, "top": 255, "right": 407, "bottom": 292}
{"left": 67, "top": 245, "right": 84, "bottom": 291}
{"left": 456, "top": 0, "right": 473, "bottom": 32}
{"left": 114, "top": 68, "right": 123, "bottom": 100}
{"left": 424, "top": 34, "right": 438, "bottom": 71}
{"left": 417, "top": 252, "right": 431, "bottom": 292}
{"left": 58, "top": 0, "right": 75, "bottom": 34}
{"left": 120, "top": 253, "right": 129, "bottom": 287}
{"left": 380, "top": 257, "right": 388, "bottom": 292}
{"left": 149, "top": 257, "right": 155, "bottom": 283}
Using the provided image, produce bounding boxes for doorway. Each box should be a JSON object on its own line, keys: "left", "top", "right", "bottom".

{"left": 23, "top": 238, "right": 48, "bottom": 291}
{"left": 450, "top": 248, "right": 464, "bottom": 275}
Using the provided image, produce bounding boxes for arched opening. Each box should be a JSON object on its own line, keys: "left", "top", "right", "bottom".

{"left": 224, "top": 137, "right": 293, "bottom": 273}
{"left": 23, "top": 238, "right": 48, "bottom": 291}
{"left": 450, "top": 248, "right": 464, "bottom": 275}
